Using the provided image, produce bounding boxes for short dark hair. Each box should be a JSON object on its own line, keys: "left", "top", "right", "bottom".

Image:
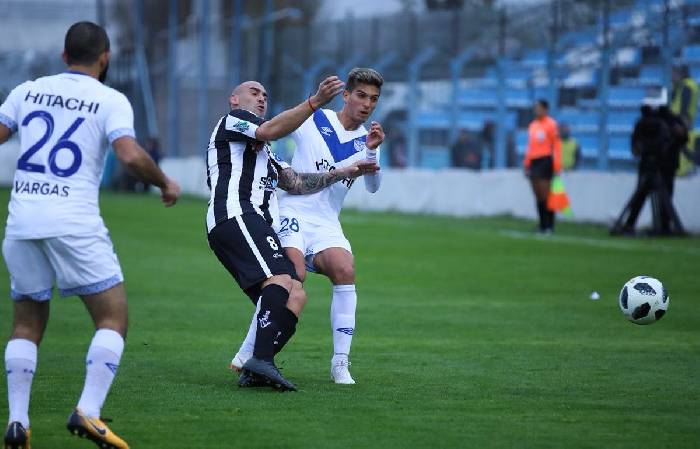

{"left": 64, "top": 21, "right": 110, "bottom": 65}
{"left": 346, "top": 68, "right": 383, "bottom": 93}
{"left": 536, "top": 98, "right": 549, "bottom": 110}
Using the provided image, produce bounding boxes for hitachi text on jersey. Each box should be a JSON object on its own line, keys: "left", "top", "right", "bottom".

{"left": 24, "top": 91, "right": 100, "bottom": 114}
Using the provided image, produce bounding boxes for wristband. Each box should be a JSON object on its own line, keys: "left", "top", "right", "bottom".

{"left": 366, "top": 148, "right": 377, "bottom": 160}
{"left": 307, "top": 96, "right": 316, "bottom": 112}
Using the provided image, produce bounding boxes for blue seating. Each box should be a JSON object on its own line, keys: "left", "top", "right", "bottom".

{"left": 575, "top": 134, "right": 600, "bottom": 158}
{"left": 515, "top": 129, "right": 529, "bottom": 155}
{"left": 568, "top": 134, "right": 632, "bottom": 160}
{"left": 420, "top": 147, "right": 451, "bottom": 169}
{"left": 457, "top": 88, "right": 497, "bottom": 107}
{"left": 506, "top": 89, "right": 530, "bottom": 108}
{"left": 615, "top": 47, "right": 641, "bottom": 67}
{"left": 608, "top": 135, "right": 633, "bottom": 160}
{"left": 638, "top": 66, "right": 663, "bottom": 86}
{"left": 682, "top": 44, "right": 700, "bottom": 63}
{"left": 415, "top": 110, "right": 517, "bottom": 131}
{"left": 608, "top": 110, "right": 639, "bottom": 133}
{"left": 521, "top": 50, "right": 547, "bottom": 67}
{"left": 606, "top": 87, "right": 647, "bottom": 108}
{"left": 558, "top": 109, "right": 598, "bottom": 132}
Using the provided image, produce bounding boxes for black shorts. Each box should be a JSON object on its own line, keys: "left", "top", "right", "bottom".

{"left": 529, "top": 156, "right": 554, "bottom": 180}
{"left": 208, "top": 213, "right": 298, "bottom": 303}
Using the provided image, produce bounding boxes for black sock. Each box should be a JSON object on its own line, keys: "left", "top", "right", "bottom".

{"left": 273, "top": 308, "right": 298, "bottom": 355}
{"left": 536, "top": 201, "right": 547, "bottom": 231}
{"left": 548, "top": 210, "right": 556, "bottom": 231}
{"left": 253, "top": 284, "right": 289, "bottom": 362}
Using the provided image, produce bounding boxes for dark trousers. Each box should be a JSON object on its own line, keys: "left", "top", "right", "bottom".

{"left": 612, "top": 168, "right": 685, "bottom": 236}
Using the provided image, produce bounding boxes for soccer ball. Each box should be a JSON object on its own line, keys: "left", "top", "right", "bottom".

{"left": 619, "top": 276, "right": 669, "bottom": 325}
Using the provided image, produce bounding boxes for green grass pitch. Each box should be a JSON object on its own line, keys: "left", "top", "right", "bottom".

{"left": 0, "top": 188, "right": 698, "bottom": 449}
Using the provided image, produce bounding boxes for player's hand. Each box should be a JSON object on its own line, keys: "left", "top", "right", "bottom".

{"left": 339, "top": 159, "right": 380, "bottom": 179}
{"left": 160, "top": 178, "right": 181, "bottom": 207}
{"left": 310, "top": 76, "right": 345, "bottom": 109}
{"left": 366, "top": 121, "right": 385, "bottom": 150}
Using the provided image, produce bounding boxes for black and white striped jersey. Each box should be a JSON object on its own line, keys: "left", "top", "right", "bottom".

{"left": 205, "top": 108, "right": 289, "bottom": 233}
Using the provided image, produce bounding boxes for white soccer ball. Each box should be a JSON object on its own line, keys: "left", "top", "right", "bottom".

{"left": 619, "top": 276, "right": 669, "bottom": 325}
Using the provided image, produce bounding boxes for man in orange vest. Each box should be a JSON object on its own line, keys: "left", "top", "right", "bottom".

{"left": 523, "top": 99, "right": 562, "bottom": 233}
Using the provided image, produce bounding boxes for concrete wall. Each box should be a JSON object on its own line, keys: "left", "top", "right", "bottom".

{"left": 0, "top": 148, "right": 697, "bottom": 232}
{"left": 156, "top": 157, "right": 700, "bottom": 232}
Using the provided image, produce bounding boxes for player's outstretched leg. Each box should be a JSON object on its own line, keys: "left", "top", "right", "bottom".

{"left": 241, "top": 281, "right": 299, "bottom": 391}
{"left": 230, "top": 299, "right": 260, "bottom": 372}
{"left": 68, "top": 285, "right": 129, "bottom": 449}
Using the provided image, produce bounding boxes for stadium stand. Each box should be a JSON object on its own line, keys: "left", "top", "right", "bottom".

{"left": 414, "top": 0, "right": 700, "bottom": 169}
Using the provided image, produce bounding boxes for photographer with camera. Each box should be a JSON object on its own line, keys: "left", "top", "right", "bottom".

{"left": 611, "top": 97, "right": 687, "bottom": 236}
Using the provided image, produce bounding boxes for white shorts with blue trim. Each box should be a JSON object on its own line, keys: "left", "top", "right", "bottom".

{"left": 2, "top": 231, "right": 124, "bottom": 301}
{"left": 276, "top": 215, "right": 352, "bottom": 274}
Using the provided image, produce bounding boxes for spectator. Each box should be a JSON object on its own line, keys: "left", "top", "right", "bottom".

{"left": 559, "top": 123, "right": 581, "bottom": 170}
{"left": 387, "top": 126, "right": 407, "bottom": 168}
{"left": 670, "top": 65, "right": 697, "bottom": 175}
{"left": 481, "top": 120, "right": 495, "bottom": 168}
{"left": 450, "top": 130, "right": 481, "bottom": 170}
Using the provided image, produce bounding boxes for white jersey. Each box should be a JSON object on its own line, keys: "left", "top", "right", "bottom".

{"left": 278, "top": 109, "right": 380, "bottom": 226}
{"left": 0, "top": 71, "right": 135, "bottom": 239}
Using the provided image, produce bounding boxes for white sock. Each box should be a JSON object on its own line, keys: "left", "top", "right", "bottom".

{"left": 77, "top": 329, "right": 124, "bottom": 418}
{"left": 5, "top": 339, "right": 37, "bottom": 428}
{"left": 237, "top": 297, "right": 261, "bottom": 359}
{"left": 331, "top": 284, "right": 357, "bottom": 362}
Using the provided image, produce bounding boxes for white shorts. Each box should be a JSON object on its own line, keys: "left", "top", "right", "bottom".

{"left": 276, "top": 215, "right": 352, "bottom": 273}
{"left": 2, "top": 231, "right": 124, "bottom": 301}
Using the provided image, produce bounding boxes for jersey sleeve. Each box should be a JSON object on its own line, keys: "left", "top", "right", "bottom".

{"left": 0, "top": 82, "right": 27, "bottom": 133}
{"left": 364, "top": 143, "right": 382, "bottom": 193}
{"left": 289, "top": 116, "right": 311, "bottom": 143}
{"left": 268, "top": 147, "right": 290, "bottom": 170}
{"left": 222, "top": 109, "right": 265, "bottom": 142}
{"left": 104, "top": 92, "right": 136, "bottom": 144}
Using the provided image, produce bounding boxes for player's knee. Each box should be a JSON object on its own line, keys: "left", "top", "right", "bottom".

{"left": 285, "top": 281, "right": 307, "bottom": 317}
{"left": 11, "top": 323, "right": 45, "bottom": 345}
{"left": 330, "top": 263, "right": 355, "bottom": 285}
{"left": 93, "top": 315, "right": 128, "bottom": 339}
{"left": 264, "top": 274, "right": 294, "bottom": 293}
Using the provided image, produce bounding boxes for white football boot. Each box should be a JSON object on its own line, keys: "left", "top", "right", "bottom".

{"left": 229, "top": 352, "right": 251, "bottom": 372}
{"left": 331, "top": 356, "right": 355, "bottom": 384}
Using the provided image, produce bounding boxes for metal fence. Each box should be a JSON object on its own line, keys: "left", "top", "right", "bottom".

{"left": 1, "top": 0, "right": 698, "bottom": 172}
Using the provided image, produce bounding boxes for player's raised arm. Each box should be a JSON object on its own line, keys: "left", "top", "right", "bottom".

{"left": 254, "top": 76, "right": 345, "bottom": 142}
{"left": 277, "top": 160, "right": 379, "bottom": 195}
{"left": 112, "top": 136, "right": 181, "bottom": 206}
{"left": 364, "top": 121, "right": 384, "bottom": 193}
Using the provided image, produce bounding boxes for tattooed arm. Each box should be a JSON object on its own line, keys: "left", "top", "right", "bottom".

{"left": 278, "top": 160, "right": 380, "bottom": 195}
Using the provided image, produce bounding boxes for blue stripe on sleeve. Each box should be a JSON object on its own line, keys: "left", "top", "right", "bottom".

{"left": 0, "top": 112, "right": 17, "bottom": 133}
{"left": 107, "top": 127, "right": 136, "bottom": 144}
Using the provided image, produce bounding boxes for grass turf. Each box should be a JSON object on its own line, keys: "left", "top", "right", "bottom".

{"left": 0, "top": 188, "right": 698, "bottom": 449}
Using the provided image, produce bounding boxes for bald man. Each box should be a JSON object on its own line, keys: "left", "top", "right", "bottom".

{"left": 205, "top": 77, "right": 379, "bottom": 391}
